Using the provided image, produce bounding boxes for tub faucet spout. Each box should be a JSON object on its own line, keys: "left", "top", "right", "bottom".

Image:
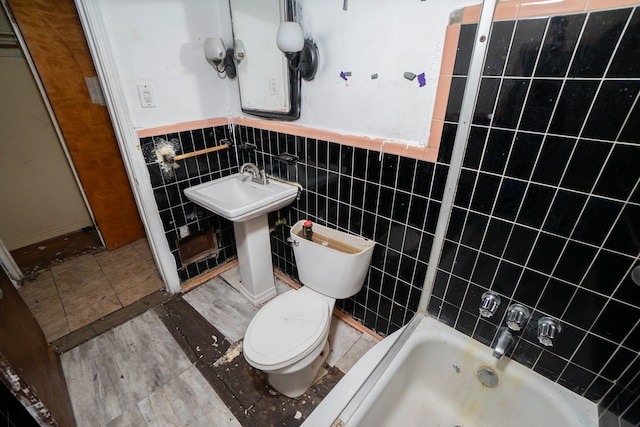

{"left": 492, "top": 328, "right": 514, "bottom": 359}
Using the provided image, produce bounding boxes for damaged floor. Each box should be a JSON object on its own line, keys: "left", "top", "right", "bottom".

{"left": 17, "top": 236, "right": 163, "bottom": 341}
{"left": 60, "top": 267, "right": 378, "bottom": 426}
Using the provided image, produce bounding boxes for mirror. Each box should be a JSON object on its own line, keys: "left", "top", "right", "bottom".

{"left": 229, "top": 0, "right": 300, "bottom": 120}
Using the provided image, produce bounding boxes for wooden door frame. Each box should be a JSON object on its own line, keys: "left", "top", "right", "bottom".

{"left": 73, "top": 0, "right": 181, "bottom": 294}
{"left": 0, "top": 0, "right": 103, "bottom": 248}
{"left": 6, "top": 0, "right": 147, "bottom": 252}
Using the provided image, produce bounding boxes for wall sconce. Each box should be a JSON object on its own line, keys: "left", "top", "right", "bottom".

{"left": 204, "top": 37, "right": 237, "bottom": 79}
{"left": 276, "top": 22, "right": 318, "bottom": 81}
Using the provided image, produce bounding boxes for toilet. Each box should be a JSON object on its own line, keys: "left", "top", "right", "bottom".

{"left": 243, "top": 220, "right": 375, "bottom": 398}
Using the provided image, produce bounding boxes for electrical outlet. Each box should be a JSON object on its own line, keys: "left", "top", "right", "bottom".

{"left": 269, "top": 78, "right": 277, "bottom": 96}
{"left": 137, "top": 83, "right": 156, "bottom": 108}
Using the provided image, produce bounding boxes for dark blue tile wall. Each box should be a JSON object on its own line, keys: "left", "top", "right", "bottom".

{"left": 141, "top": 124, "right": 447, "bottom": 338}
{"left": 234, "top": 125, "right": 447, "bottom": 337}
{"left": 140, "top": 127, "right": 238, "bottom": 282}
{"left": 433, "top": 8, "right": 640, "bottom": 425}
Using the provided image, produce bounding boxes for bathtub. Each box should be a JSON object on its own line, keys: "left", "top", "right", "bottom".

{"left": 304, "top": 315, "right": 597, "bottom": 427}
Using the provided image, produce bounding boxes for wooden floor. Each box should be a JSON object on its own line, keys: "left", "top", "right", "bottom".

{"left": 61, "top": 269, "right": 379, "bottom": 426}
{"left": 17, "top": 236, "right": 163, "bottom": 341}
{"left": 10, "top": 228, "right": 103, "bottom": 277}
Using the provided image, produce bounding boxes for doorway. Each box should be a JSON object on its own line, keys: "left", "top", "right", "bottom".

{"left": 0, "top": 6, "right": 97, "bottom": 254}
{"left": 0, "top": 5, "right": 163, "bottom": 342}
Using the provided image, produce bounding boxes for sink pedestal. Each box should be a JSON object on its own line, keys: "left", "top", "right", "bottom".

{"left": 233, "top": 215, "right": 277, "bottom": 306}
{"left": 183, "top": 172, "right": 298, "bottom": 306}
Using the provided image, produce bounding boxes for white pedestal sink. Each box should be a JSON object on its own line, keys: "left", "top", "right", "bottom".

{"left": 184, "top": 173, "right": 299, "bottom": 305}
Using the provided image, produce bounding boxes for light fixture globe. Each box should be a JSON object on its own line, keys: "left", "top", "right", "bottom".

{"left": 276, "top": 22, "right": 304, "bottom": 53}
{"left": 204, "top": 37, "right": 226, "bottom": 65}
{"left": 276, "top": 21, "right": 318, "bottom": 81}
{"left": 203, "top": 37, "right": 236, "bottom": 79}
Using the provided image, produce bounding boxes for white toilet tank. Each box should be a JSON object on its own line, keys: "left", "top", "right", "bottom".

{"left": 290, "top": 220, "right": 375, "bottom": 299}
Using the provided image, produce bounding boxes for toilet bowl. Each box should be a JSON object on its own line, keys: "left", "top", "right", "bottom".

{"left": 243, "top": 220, "right": 375, "bottom": 398}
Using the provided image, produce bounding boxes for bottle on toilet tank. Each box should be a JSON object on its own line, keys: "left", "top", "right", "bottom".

{"left": 302, "top": 220, "right": 313, "bottom": 241}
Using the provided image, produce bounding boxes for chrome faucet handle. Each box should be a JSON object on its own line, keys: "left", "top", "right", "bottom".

{"left": 537, "top": 317, "right": 562, "bottom": 347}
{"left": 480, "top": 291, "right": 501, "bottom": 318}
{"left": 259, "top": 169, "right": 269, "bottom": 185}
{"left": 506, "top": 304, "right": 530, "bottom": 331}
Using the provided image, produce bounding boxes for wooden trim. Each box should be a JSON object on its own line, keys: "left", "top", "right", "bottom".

{"left": 462, "top": 4, "right": 482, "bottom": 23}
{"left": 136, "top": 117, "right": 231, "bottom": 138}
{"left": 518, "top": 0, "right": 588, "bottom": 18}
{"left": 587, "top": 0, "right": 640, "bottom": 10}
{"left": 458, "top": 0, "right": 622, "bottom": 24}
{"left": 494, "top": 1, "right": 520, "bottom": 21}
{"left": 236, "top": 117, "right": 435, "bottom": 161}
{"left": 9, "top": 228, "right": 102, "bottom": 273}
{"left": 428, "top": 119, "right": 445, "bottom": 150}
{"left": 138, "top": 116, "right": 440, "bottom": 163}
{"left": 180, "top": 259, "right": 240, "bottom": 293}
{"left": 272, "top": 268, "right": 301, "bottom": 290}
{"left": 51, "top": 289, "right": 172, "bottom": 354}
{"left": 433, "top": 74, "right": 453, "bottom": 121}
{"left": 424, "top": 147, "right": 439, "bottom": 163}
{"left": 401, "top": 145, "right": 426, "bottom": 160}
{"left": 333, "top": 309, "right": 384, "bottom": 341}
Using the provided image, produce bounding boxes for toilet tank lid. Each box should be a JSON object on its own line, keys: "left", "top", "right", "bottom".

{"left": 244, "top": 291, "right": 330, "bottom": 368}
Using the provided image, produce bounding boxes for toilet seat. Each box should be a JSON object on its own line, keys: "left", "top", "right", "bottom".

{"left": 244, "top": 290, "right": 331, "bottom": 371}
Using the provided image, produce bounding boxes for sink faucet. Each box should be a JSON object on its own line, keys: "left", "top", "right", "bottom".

{"left": 240, "top": 162, "right": 268, "bottom": 185}
{"left": 492, "top": 327, "right": 515, "bottom": 359}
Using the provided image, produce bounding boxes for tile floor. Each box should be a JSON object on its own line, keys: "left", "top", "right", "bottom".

{"left": 18, "top": 238, "right": 163, "bottom": 341}
{"left": 61, "top": 267, "right": 378, "bottom": 426}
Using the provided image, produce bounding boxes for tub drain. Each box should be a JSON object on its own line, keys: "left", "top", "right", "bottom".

{"left": 477, "top": 367, "right": 499, "bottom": 387}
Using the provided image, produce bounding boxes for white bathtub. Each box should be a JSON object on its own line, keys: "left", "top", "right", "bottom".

{"left": 304, "top": 315, "right": 597, "bottom": 427}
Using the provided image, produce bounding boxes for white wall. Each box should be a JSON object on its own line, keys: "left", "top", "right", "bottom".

{"left": 99, "top": 0, "right": 477, "bottom": 144}
{"left": 294, "top": 0, "right": 477, "bottom": 145}
{"left": 99, "top": 0, "right": 241, "bottom": 129}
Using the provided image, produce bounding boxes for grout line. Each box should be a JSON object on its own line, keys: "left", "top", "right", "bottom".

{"left": 618, "top": 361, "right": 640, "bottom": 420}
{"left": 457, "top": 164, "right": 640, "bottom": 206}
{"left": 430, "top": 6, "right": 639, "bottom": 408}
{"left": 451, "top": 14, "right": 523, "bottom": 337}
{"left": 616, "top": 90, "right": 640, "bottom": 142}
{"left": 546, "top": 8, "right": 636, "bottom": 393}
{"left": 466, "top": 16, "right": 552, "bottom": 338}
{"left": 576, "top": 186, "right": 640, "bottom": 398}
{"left": 418, "top": 0, "right": 500, "bottom": 316}
{"left": 307, "top": 119, "right": 640, "bottom": 161}
{"left": 482, "top": 17, "right": 575, "bottom": 329}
